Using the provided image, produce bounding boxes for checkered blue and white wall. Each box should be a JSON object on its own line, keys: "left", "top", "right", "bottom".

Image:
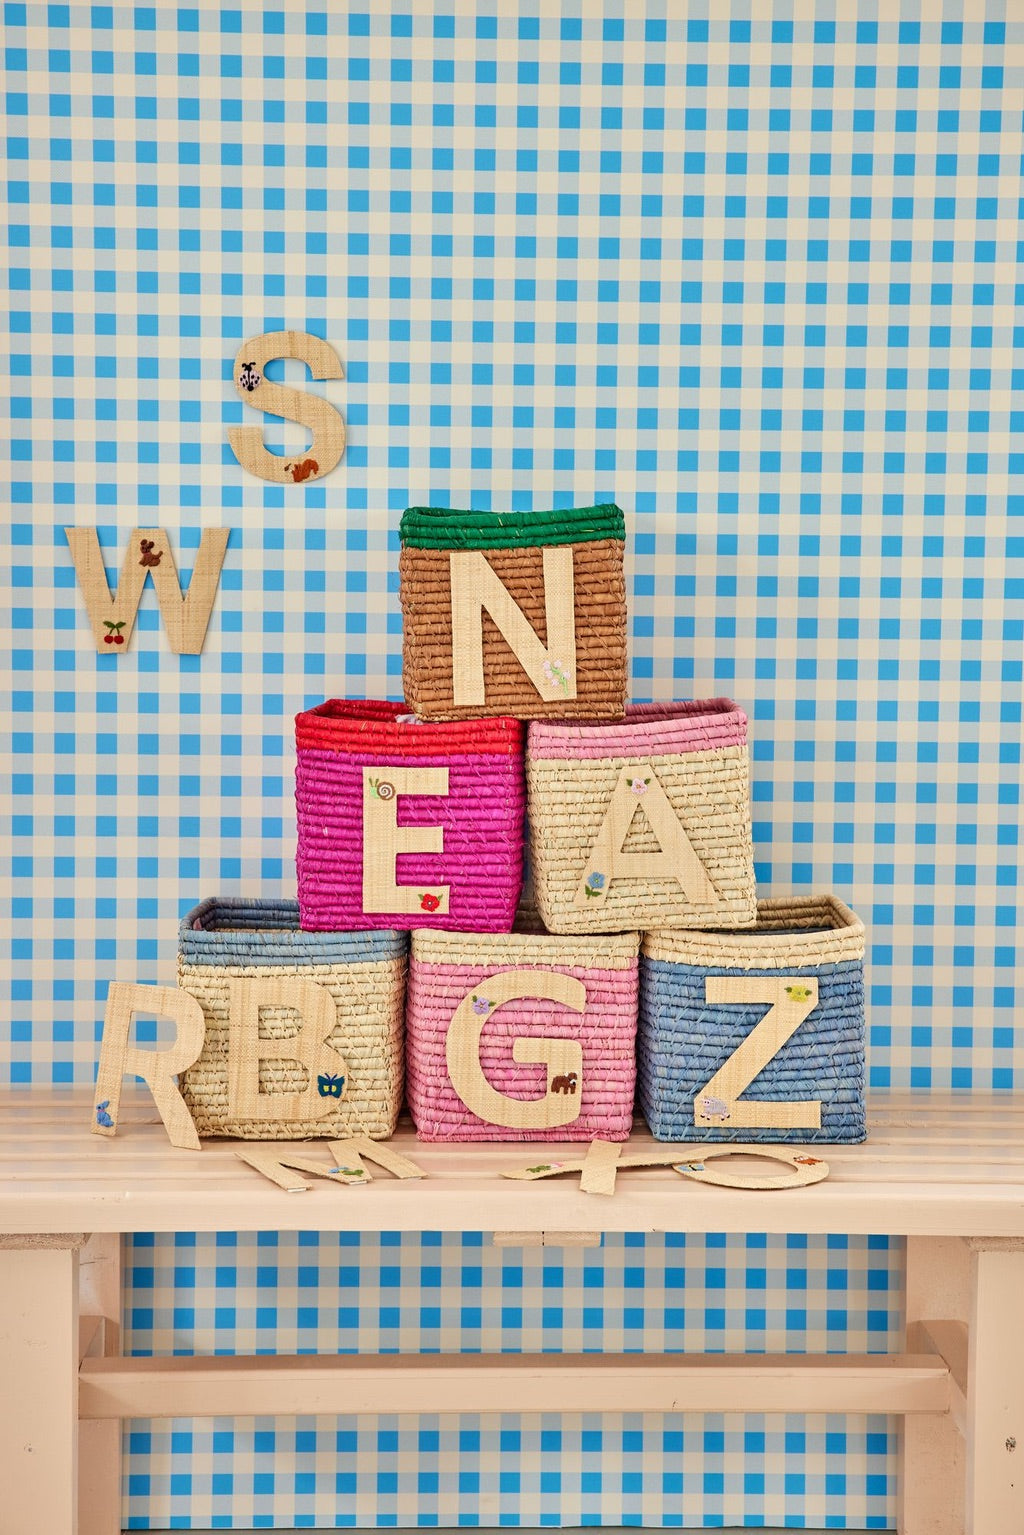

{"left": 2, "top": 0, "right": 1021, "bottom": 1527}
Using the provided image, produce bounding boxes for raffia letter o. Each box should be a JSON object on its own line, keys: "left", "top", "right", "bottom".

{"left": 445, "top": 969, "right": 586, "bottom": 1130}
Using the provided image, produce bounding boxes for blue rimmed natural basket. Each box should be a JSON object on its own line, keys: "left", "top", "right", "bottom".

{"left": 638, "top": 895, "right": 867, "bottom": 1144}
{"left": 178, "top": 897, "right": 407, "bottom": 1139}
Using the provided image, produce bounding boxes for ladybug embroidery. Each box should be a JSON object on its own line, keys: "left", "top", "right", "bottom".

{"left": 239, "top": 361, "right": 261, "bottom": 391}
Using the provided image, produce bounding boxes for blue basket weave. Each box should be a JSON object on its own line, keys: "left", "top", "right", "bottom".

{"left": 180, "top": 896, "right": 406, "bottom": 967}
{"left": 638, "top": 895, "right": 866, "bottom": 1144}
{"left": 178, "top": 897, "right": 408, "bottom": 1139}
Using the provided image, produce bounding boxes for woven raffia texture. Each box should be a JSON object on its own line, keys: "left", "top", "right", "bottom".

{"left": 527, "top": 700, "right": 757, "bottom": 935}
{"left": 295, "top": 699, "right": 525, "bottom": 932}
{"left": 399, "top": 504, "right": 627, "bottom": 721}
{"left": 178, "top": 897, "right": 407, "bottom": 1139}
{"left": 406, "top": 920, "right": 639, "bottom": 1142}
{"left": 638, "top": 895, "right": 867, "bottom": 1145}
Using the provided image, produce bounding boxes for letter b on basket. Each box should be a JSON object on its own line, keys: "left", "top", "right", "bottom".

{"left": 446, "top": 969, "right": 587, "bottom": 1129}
{"left": 226, "top": 977, "right": 349, "bottom": 1125}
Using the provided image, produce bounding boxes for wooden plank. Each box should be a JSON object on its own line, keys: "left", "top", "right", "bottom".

{"left": 965, "top": 1245, "right": 1024, "bottom": 1533}
{"left": 1, "top": 1244, "right": 80, "bottom": 1534}
{"left": 899, "top": 1237, "right": 967, "bottom": 1533}
{"left": 5, "top": 1087, "right": 1024, "bottom": 1237}
{"left": 78, "top": 1233, "right": 123, "bottom": 1535}
{"left": 79, "top": 1349, "right": 950, "bottom": 1421}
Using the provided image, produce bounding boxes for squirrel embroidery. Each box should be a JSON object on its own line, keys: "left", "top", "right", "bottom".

{"left": 284, "top": 458, "right": 319, "bottom": 483}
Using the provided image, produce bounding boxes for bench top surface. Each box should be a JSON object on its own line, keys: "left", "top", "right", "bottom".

{"left": 1, "top": 1087, "right": 1022, "bottom": 1238}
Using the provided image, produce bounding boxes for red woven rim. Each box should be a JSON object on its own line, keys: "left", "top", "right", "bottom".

{"left": 295, "top": 698, "right": 524, "bottom": 756}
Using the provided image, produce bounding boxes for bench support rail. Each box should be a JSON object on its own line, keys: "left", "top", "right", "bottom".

{"left": 79, "top": 1348, "right": 951, "bottom": 1421}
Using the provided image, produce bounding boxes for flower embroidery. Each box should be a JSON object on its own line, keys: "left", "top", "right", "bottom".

{"left": 471, "top": 995, "right": 492, "bottom": 1015}
{"left": 583, "top": 871, "right": 606, "bottom": 899}
{"left": 419, "top": 892, "right": 441, "bottom": 913}
{"left": 630, "top": 776, "right": 651, "bottom": 796}
{"left": 542, "top": 658, "right": 572, "bottom": 694}
{"left": 785, "top": 983, "right": 813, "bottom": 1002}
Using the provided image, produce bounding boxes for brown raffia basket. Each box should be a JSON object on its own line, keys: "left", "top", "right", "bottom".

{"left": 398, "top": 503, "right": 627, "bottom": 721}
{"left": 178, "top": 898, "right": 407, "bottom": 1139}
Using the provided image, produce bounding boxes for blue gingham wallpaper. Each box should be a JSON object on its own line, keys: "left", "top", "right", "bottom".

{"left": 2, "top": 0, "right": 1020, "bottom": 1527}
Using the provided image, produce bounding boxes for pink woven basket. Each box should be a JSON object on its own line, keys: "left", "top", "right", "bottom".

{"left": 406, "top": 917, "right": 639, "bottom": 1141}
{"left": 295, "top": 700, "right": 525, "bottom": 932}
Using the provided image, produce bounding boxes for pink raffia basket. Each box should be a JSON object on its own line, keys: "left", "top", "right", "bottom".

{"left": 405, "top": 916, "right": 639, "bottom": 1142}
{"left": 295, "top": 699, "right": 525, "bottom": 932}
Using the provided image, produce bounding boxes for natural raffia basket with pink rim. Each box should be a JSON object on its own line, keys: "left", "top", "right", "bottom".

{"left": 405, "top": 917, "right": 639, "bottom": 1142}
{"left": 295, "top": 699, "right": 525, "bottom": 932}
{"left": 526, "top": 699, "right": 758, "bottom": 935}
{"left": 398, "top": 503, "right": 628, "bottom": 721}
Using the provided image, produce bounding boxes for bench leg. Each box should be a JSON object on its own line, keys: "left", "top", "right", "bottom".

{"left": 0, "top": 1236, "right": 83, "bottom": 1535}
{"left": 78, "top": 1233, "right": 123, "bottom": 1535}
{"left": 965, "top": 1240, "right": 1024, "bottom": 1533}
{"left": 898, "top": 1235, "right": 967, "bottom": 1534}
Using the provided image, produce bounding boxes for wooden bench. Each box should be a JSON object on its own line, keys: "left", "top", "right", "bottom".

{"left": 2, "top": 1086, "right": 1021, "bottom": 1535}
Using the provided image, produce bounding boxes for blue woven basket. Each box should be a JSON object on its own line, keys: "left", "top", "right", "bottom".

{"left": 638, "top": 894, "right": 866, "bottom": 1144}
{"left": 180, "top": 896, "right": 406, "bottom": 967}
{"left": 178, "top": 897, "right": 408, "bottom": 1139}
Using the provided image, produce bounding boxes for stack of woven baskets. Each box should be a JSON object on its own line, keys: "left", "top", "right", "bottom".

{"left": 177, "top": 503, "right": 866, "bottom": 1147}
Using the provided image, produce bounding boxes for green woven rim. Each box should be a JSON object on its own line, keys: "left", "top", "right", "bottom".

{"left": 399, "top": 503, "right": 625, "bottom": 549}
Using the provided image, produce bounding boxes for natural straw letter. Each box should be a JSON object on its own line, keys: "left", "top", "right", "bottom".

{"left": 64, "top": 527, "right": 229, "bottom": 655}
{"left": 227, "top": 329, "right": 345, "bottom": 484}
{"left": 574, "top": 763, "right": 718, "bottom": 910}
{"left": 92, "top": 983, "right": 206, "bottom": 1150}
{"left": 361, "top": 765, "right": 450, "bottom": 916}
{"left": 695, "top": 975, "right": 821, "bottom": 1130}
{"left": 446, "top": 968, "right": 586, "bottom": 1130}
{"left": 226, "top": 977, "right": 348, "bottom": 1124}
{"left": 449, "top": 545, "right": 577, "bottom": 705}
